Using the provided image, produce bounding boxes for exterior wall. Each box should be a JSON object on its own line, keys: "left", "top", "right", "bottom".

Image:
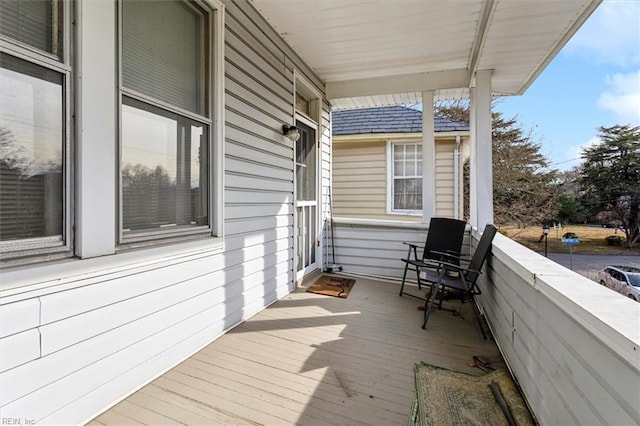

{"left": 477, "top": 232, "right": 639, "bottom": 425}
{"left": 333, "top": 140, "right": 392, "bottom": 220}
{"left": 320, "top": 105, "right": 333, "bottom": 270}
{"left": 0, "top": 1, "right": 330, "bottom": 424}
{"left": 332, "top": 136, "right": 467, "bottom": 222}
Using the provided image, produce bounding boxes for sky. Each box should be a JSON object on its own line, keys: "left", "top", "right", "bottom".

{"left": 494, "top": 0, "right": 640, "bottom": 171}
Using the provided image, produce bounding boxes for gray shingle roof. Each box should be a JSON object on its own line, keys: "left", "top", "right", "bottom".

{"left": 332, "top": 105, "right": 469, "bottom": 135}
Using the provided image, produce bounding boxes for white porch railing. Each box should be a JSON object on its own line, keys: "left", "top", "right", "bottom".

{"left": 328, "top": 217, "right": 640, "bottom": 425}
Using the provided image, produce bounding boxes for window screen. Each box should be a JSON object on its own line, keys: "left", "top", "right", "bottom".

{"left": 295, "top": 121, "right": 316, "bottom": 202}
{"left": 0, "top": 53, "right": 63, "bottom": 241}
{"left": 121, "top": 97, "right": 208, "bottom": 233}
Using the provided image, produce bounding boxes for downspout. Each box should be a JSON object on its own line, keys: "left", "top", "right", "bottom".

{"left": 454, "top": 135, "right": 461, "bottom": 219}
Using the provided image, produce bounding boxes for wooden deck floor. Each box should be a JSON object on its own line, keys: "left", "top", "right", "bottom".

{"left": 89, "top": 275, "right": 501, "bottom": 425}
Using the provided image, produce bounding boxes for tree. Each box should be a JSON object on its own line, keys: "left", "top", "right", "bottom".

{"left": 122, "top": 163, "right": 176, "bottom": 229}
{"left": 1, "top": 127, "right": 31, "bottom": 176}
{"left": 556, "top": 193, "right": 589, "bottom": 224}
{"left": 555, "top": 166, "right": 591, "bottom": 224}
{"left": 580, "top": 125, "right": 640, "bottom": 248}
{"left": 556, "top": 166, "right": 582, "bottom": 196}
{"left": 435, "top": 101, "right": 559, "bottom": 227}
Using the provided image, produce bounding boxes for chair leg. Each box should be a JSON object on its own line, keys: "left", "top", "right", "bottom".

{"left": 470, "top": 297, "right": 487, "bottom": 340}
{"left": 399, "top": 262, "right": 410, "bottom": 296}
{"left": 422, "top": 284, "right": 439, "bottom": 329}
{"left": 437, "top": 286, "right": 463, "bottom": 309}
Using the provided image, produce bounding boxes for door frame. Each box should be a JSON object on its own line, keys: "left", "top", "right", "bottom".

{"left": 293, "top": 70, "right": 322, "bottom": 281}
{"left": 294, "top": 115, "right": 319, "bottom": 280}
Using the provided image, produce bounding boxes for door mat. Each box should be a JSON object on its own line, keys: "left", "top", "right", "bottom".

{"left": 409, "top": 362, "right": 534, "bottom": 426}
{"left": 306, "top": 275, "right": 356, "bottom": 298}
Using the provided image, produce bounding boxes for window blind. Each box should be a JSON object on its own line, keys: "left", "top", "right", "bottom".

{"left": 122, "top": 0, "right": 204, "bottom": 115}
{"left": 0, "top": 0, "right": 58, "bottom": 55}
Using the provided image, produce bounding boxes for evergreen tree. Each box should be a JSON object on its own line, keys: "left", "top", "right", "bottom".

{"left": 556, "top": 193, "right": 589, "bottom": 224}
{"left": 580, "top": 125, "right": 640, "bottom": 248}
{"left": 435, "top": 101, "right": 559, "bottom": 227}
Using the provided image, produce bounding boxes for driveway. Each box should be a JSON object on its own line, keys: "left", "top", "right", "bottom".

{"left": 544, "top": 253, "right": 640, "bottom": 278}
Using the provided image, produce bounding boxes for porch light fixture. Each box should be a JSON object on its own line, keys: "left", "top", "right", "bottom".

{"left": 282, "top": 124, "right": 301, "bottom": 142}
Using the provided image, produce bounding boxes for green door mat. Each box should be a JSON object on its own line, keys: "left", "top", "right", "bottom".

{"left": 409, "top": 363, "right": 534, "bottom": 426}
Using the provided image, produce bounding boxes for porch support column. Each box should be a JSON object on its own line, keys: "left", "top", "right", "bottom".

{"left": 470, "top": 70, "right": 494, "bottom": 229}
{"left": 76, "top": 0, "right": 116, "bottom": 257}
{"left": 422, "top": 90, "right": 436, "bottom": 222}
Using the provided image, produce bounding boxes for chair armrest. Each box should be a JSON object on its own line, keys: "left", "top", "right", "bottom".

{"left": 403, "top": 242, "right": 424, "bottom": 249}
{"left": 411, "top": 258, "right": 442, "bottom": 268}
{"left": 429, "top": 250, "right": 470, "bottom": 261}
{"left": 403, "top": 241, "right": 425, "bottom": 261}
{"left": 429, "top": 249, "right": 461, "bottom": 258}
{"left": 407, "top": 259, "right": 452, "bottom": 276}
{"left": 429, "top": 259, "right": 481, "bottom": 276}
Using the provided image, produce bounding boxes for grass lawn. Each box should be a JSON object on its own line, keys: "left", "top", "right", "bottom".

{"left": 501, "top": 225, "right": 640, "bottom": 255}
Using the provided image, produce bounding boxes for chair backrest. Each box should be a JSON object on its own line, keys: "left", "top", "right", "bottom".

{"left": 422, "top": 217, "right": 467, "bottom": 261}
{"left": 465, "top": 223, "right": 498, "bottom": 285}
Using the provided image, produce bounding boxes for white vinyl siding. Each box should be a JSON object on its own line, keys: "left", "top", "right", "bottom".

{"left": 435, "top": 140, "right": 455, "bottom": 217}
{"left": 329, "top": 218, "right": 470, "bottom": 278}
{"left": 476, "top": 232, "right": 639, "bottom": 426}
{"left": 332, "top": 141, "right": 392, "bottom": 220}
{"left": 0, "top": 0, "right": 331, "bottom": 424}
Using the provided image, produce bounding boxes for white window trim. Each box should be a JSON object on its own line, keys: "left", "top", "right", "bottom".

{"left": 0, "top": 1, "right": 74, "bottom": 265}
{"left": 70, "top": 0, "right": 224, "bottom": 262}
{"left": 293, "top": 69, "right": 322, "bottom": 280}
{"left": 116, "top": 0, "right": 223, "bottom": 246}
{"left": 386, "top": 140, "right": 423, "bottom": 216}
{"left": 205, "top": 0, "right": 225, "bottom": 239}
{"left": 0, "top": 0, "right": 225, "bottom": 273}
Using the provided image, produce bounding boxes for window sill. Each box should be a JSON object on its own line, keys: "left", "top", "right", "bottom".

{"left": 386, "top": 210, "right": 423, "bottom": 216}
{"left": 332, "top": 217, "right": 431, "bottom": 230}
{"left": 0, "top": 236, "right": 225, "bottom": 300}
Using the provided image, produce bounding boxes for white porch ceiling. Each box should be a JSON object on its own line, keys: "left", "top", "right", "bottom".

{"left": 250, "top": 0, "right": 601, "bottom": 110}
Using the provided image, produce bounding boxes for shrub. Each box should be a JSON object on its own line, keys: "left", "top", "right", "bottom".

{"left": 605, "top": 235, "right": 625, "bottom": 246}
{"left": 562, "top": 232, "right": 578, "bottom": 239}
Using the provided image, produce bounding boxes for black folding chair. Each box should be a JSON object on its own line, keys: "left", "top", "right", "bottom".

{"left": 418, "top": 224, "right": 498, "bottom": 338}
{"left": 399, "top": 217, "right": 467, "bottom": 298}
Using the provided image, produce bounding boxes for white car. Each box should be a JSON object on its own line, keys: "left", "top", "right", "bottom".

{"left": 597, "top": 265, "right": 640, "bottom": 301}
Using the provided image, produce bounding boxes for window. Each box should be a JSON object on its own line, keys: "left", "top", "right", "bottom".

{"left": 0, "top": 0, "right": 70, "bottom": 262}
{"left": 120, "top": 0, "right": 212, "bottom": 242}
{"left": 0, "top": 0, "right": 63, "bottom": 58}
{"left": 390, "top": 142, "right": 422, "bottom": 212}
